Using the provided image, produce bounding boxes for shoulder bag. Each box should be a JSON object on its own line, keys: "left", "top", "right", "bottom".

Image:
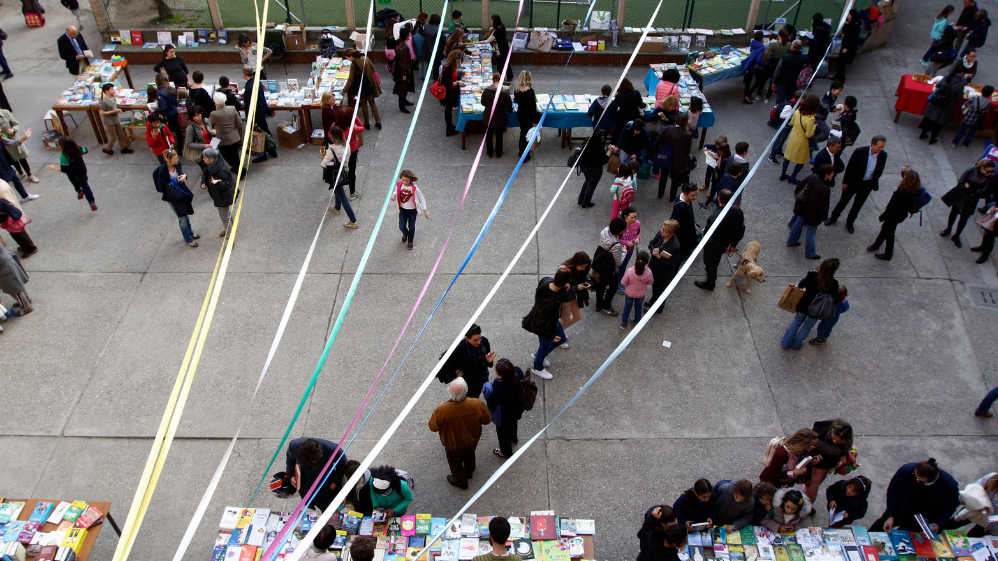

{"left": 807, "top": 292, "right": 837, "bottom": 320}
{"left": 777, "top": 284, "right": 805, "bottom": 313}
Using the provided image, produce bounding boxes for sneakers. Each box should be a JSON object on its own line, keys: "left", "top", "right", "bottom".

{"left": 344, "top": 222, "right": 359, "bottom": 229}
{"left": 1, "top": 74, "right": 12, "bottom": 81}
{"left": 77, "top": 191, "right": 85, "bottom": 200}
{"left": 21, "top": 194, "right": 39, "bottom": 201}
{"left": 767, "top": 155, "right": 779, "bottom": 166}
{"left": 530, "top": 353, "right": 551, "bottom": 367}
{"left": 407, "top": 242, "right": 413, "bottom": 250}
{"left": 121, "top": 148, "right": 135, "bottom": 154}
{"left": 597, "top": 307, "right": 619, "bottom": 316}
{"left": 90, "top": 203, "right": 97, "bottom": 211}
{"left": 102, "top": 148, "right": 114, "bottom": 155}
{"left": 558, "top": 342, "right": 570, "bottom": 350}
{"left": 348, "top": 192, "right": 360, "bottom": 200}
{"left": 329, "top": 206, "right": 341, "bottom": 215}
{"left": 531, "top": 368, "right": 553, "bottom": 380}
{"left": 220, "top": 231, "right": 227, "bottom": 238}
{"left": 808, "top": 338, "right": 826, "bottom": 345}
{"left": 26, "top": 175, "right": 39, "bottom": 183}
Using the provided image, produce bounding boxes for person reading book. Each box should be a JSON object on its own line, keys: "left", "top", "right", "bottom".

{"left": 712, "top": 479, "right": 755, "bottom": 530}
{"left": 286, "top": 437, "right": 348, "bottom": 512}
{"left": 637, "top": 506, "right": 677, "bottom": 561}
{"left": 869, "top": 458, "right": 959, "bottom": 533}
{"left": 351, "top": 465, "right": 413, "bottom": 517}
{"left": 672, "top": 479, "right": 715, "bottom": 530}
{"left": 826, "top": 475, "right": 872, "bottom": 528}
{"left": 473, "top": 517, "right": 521, "bottom": 561}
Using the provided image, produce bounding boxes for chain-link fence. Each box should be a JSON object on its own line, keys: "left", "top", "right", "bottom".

{"left": 101, "top": 0, "right": 213, "bottom": 30}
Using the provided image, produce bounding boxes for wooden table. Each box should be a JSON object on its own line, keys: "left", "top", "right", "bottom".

{"left": 51, "top": 65, "right": 128, "bottom": 144}
{"left": 6, "top": 498, "right": 119, "bottom": 560}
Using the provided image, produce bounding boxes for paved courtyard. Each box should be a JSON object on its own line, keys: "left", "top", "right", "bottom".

{"left": 0, "top": 1, "right": 997, "bottom": 560}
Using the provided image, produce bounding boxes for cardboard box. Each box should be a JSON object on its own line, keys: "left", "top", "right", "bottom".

{"left": 349, "top": 31, "right": 373, "bottom": 51}
{"left": 277, "top": 122, "right": 305, "bottom": 150}
{"left": 639, "top": 36, "right": 665, "bottom": 53}
{"left": 285, "top": 24, "right": 306, "bottom": 50}
{"left": 311, "top": 129, "right": 325, "bottom": 145}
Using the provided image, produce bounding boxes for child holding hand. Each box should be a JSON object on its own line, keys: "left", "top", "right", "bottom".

{"left": 390, "top": 170, "right": 429, "bottom": 250}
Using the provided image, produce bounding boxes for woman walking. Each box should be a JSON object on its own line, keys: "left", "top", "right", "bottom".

{"left": 200, "top": 148, "right": 236, "bottom": 238}
{"left": 390, "top": 170, "right": 429, "bottom": 249}
{"left": 867, "top": 166, "right": 922, "bottom": 260}
{"left": 183, "top": 105, "right": 214, "bottom": 172}
{"left": 45, "top": 136, "right": 96, "bottom": 211}
{"left": 781, "top": 258, "right": 840, "bottom": 350}
{"left": 921, "top": 6, "right": 955, "bottom": 65}
{"left": 577, "top": 130, "right": 609, "bottom": 208}
{"left": 440, "top": 50, "right": 463, "bottom": 137}
{"left": 781, "top": 95, "right": 819, "bottom": 184}
{"left": 394, "top": 27, "right": 414, "bottom": 113}
{"left": 420, "top": 14, "right": 440, "bottom": 81}
{"left": 335, "top": 109, "right": 366, "bottom": 200}
{"left": 742, "top": 31, "right": 767, "bottom": 104}
{"left": 321, "top": 126, "right": 358, "bottom": 230}
{"left": 513, "top": 70, "right": 539, "bottom": 161}
{"left": 343, "top": 48, "right": 382, "bottom": 130}
{"left": 522, "top": 268, "right": 573, "bottom": 380}
{"left": 0, "top": 108, "right": 39, "bottom": 182}
{"left": 832, "top": 10, "right": 861, "bottom": 83}
{"left": 924, "top": 26, "right": 958, "bottom": 76}
{"left": 484, "top": 358, "right": 525, "bottom": 458}
{"left": 646, "top": 220, "right": 681, "bottom": 315}
{"left": 919, "top": 65, "right": 970, "bottom": 144}
{"left": 154, "top": 149, "right": 200, "bottom": 248}
{"left": 941, "top": 159, "right": 995, "bottom": 247}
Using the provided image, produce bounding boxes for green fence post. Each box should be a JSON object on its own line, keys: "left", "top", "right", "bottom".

{"left": 792, "top": 0, "right": 804, "bottom": 28}
{"left": 283, "top": 0, "right": 293, "bottom": 24}
{"left": 686, "top": 0, "right": 697, "bottom": 29}
{"left": 680, "top": 0, "right": 691, "bottom": 30}
{"left": 420, "top": 0, "right": 424, "bottom": 13}
{"left": 529, "top": 0, "right": 534, "bottom": 28}
{"left": 556, "top": 0, "right": 561, "bottom": 29}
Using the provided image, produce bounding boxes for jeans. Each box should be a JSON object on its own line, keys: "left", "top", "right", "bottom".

{"left": 398, "top": 208, "right": 417, "bottom": 242}
{"left": 0, "top": 39, "right": 10, "bottom": 76}
{"left": 872, "top": 219, "right": 901, "bottom": 258}
{"left": 333, "top": 184, "right": 357, "bottom": 223}
{"left": 811, "top": 119, "right": 831, "bottom": 146}
{"left": 621, "top": 295, "right": 644, "bottom": 326}
{"left": 617, "top": 250, "right": 633, "bottom": 291}
{"left": 815, "top": 314, "right": 841, "bottom": 339}
{"left": 485, "top": 126, "right": 504, "bottom": 156}
{"left": 770, "top": 127, "right": 790, "bottom": 158}
{"left": 953, "top": 121, "right": 981, "bottom": 146}
{"left": 69, "top": 175, "right": 94, "bottom": 204}
{"left": 782, "top": 311, "right": 818, "bottom": 349}
{"left": 534, "top": 323, "right": 566, "bottom": 370}
{"left": 787, "top": 216, "right": 819, "bottom": 258}
{"left": 978, "top": 386, "right": 998, "bottom": 414}
{"left": 167, "top": 203, "right": 195, "bottom": 244}
{"left": 578, "top": 165, "right": 602, "bottom": 205}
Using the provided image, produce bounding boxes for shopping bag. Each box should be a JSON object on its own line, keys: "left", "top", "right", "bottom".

{"left": 606, "top": 153, "right": 620, "bottom": 175}
{"left": 560, "top": 300, "right": 582, "bottom": 328}
{"left": 637, "top": 162, "right": 651, "bottom": 180}
{"left": 251, "top": 130, "right": 267, "bottom": 152}
{"left": 588, "top": 10, "right": 611, "bottom": 29}
{"left": 777, "top": 284, "right": 804, "bottom": 313}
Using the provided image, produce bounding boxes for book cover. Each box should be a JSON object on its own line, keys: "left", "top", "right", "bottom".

{"left": 530, "top": 515, "right": 557, "bottom": 540}
{"left": 746, "top": 545, "right": 761, "bottom": 561}
{"left": 360, "top": 517, "right": 375, "bottom": 536}
{"left": 513, "top": 539, "right": 535, "bottom": 560}
{"left": 238, "top": 544, "right": 258, "bottom": 561}
{"left": 37, "top": 544, "right": 58, "bottom": 561}
{"left": 156, "top": 31, "right": 172, "bottom": 44}
{"left": 845, "top": 546, "right": 863, "bottom": 561}
{"left": 760, "top": 545, "right": 776, "bottom": 559}
{"left": 17, "top": 521, "right": 42, "bottom": 544}
{"left": 458, "top": 538, "right": 477, "bottom": 560}
{"left": 460, "top": 514, "right": 477, "bottom": 536}
{"left": 742, "top": 528, "right": 758, "bottom": 545}
{"left": 477, "top": 516, "right": 493, "bottom": 539}
{"left": 968, "top": 539, "right": 996, "bottom": 561}
{"left": 409, "top": 535, "right": 427, "bottom": 549}
{"left": 862, "top": 546, "right": 881, "bottom": 561}
{"left": 446, "top": 520, "right": 463, "bottom": 539}
{"left": 912, "top": 534, "right": 936, "bottom": 558}
{"left": 840, "top": 532, "right": 858, "bottom": 548}
{"left": 575, "top": 520, "right": 595, "bottom": 535}
{"left": 388, "top": 517, "right": 402, "bottom": 535}
{"left": 776, "top": 546, "right": 792, "bottom": 561}
{"left": 29, "top": 502, "right": 55, "bottom": 523}
{"left": 0, "top": 501, "right": 26, "bottom": 523}
{"left": 438, "top": 540, "right": 459, "bottom": 561}
{"left": 477, "top": 540, "right": 493, "bottom": 556}
{"left": 730, "top": 531, "right": 744, "bottom": 546}
{"left": 732, "top": 548, "right": 747, "bottom": 561}
{"left": 75, "top": 505, "right": 104, "bottom": 529}
{"left": 389, "top": 536, "right": 408, "bottom": 555}
{"left": 344, "top": 511, "right": 363, "bottom": 534}
{"left": 415, "top": 514, "right": 432, "bottom": 535}
{"left": 234, "top": 508, "right": 254, "bottom": 529}
{"left": 560, "top": 518, "right": 576, "bottom": 538}
{"left": 131, "top": 30, "right": 144, "bottom": 44}
{"left": 4, "top": 521, "right": 25, "bottom": 541}
{"left": 509, "top": 517, "right": 526, "bottom": 539}
{"left": 932, "top": 540, "right": 954, "bottom": 558}
{"left": 218, "top": 30, "right": 228, "bottom": 44}
{"left": 717, "top": 544, "right": 732, "bottom": 559}
{"left": 690, "top": 546, "right": 709, "bottom": 561}
{"left": 789, "top": 545, "right": 806, "bottom": 561}
{"left": 431, "top": 517, "right": 447, "bottom": 538}
{"left": 62, "top": 527, "right": 88, "bottom": 553}
{"left": 197, "top": 29, "right": 209, "bottom": 43}
{"left": 47, "top": 502, "right": 72, "bottom": 525}
{"left": 567, "top": 537, "right": 585, "bottom": 557}
{"left": 401, "top": 515, "right": 417, "bottom": 536}
{"left": 892, "top": 531, "right": 916, "bottom": 557}
{"left": 945, "top": 532, "right": 971, "bottom": 556}
{"left": 871, "top": 533, "right": 898, "bottom": 561}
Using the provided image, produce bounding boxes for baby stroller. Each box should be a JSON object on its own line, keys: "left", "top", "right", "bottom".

{"left": 319, "top": 28, "right": 338, "bottom": 59}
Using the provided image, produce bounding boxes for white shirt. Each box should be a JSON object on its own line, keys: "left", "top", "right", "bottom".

{"left": 392, "top": 182, "right": 427, "bottom": 212}
{"left": 863, "top": 150, "right": 878, "bottom": 181}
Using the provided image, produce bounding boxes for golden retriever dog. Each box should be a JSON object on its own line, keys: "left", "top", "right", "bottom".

{"left": 726, "top": 240, "right": 765, "bottom": 294}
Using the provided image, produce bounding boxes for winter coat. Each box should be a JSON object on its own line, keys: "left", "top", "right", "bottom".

{"left": 838, "top": 22, "right": 861, "bottom": 65}
{"left": 742, "top": 39, "right": 766, "bottom": 72}
{"left": 485, "top": 375, "right": 524, "bottom": 427}
{"left": 420, "top": 24, "right": 439, "bottom": 61}
{"left": 967, "top": 17, "right": 991, "bottom": 49}
{"left": 883, "top": 462, "right": 959, "bottom": 529}
{"left": 946, "top": 166, "right": 991, "bottom": 215}
{"left": 762, "top": 488, "right": 813, "bottom": 531}
{"left": 579, "top": 136, "right": 609, "bottom": 168}
{"left": 146, "top": 122, "right": 175, "bottom": 156}
{"left": 879, "top": 189, "right": 920, "bottom": 224}
{"left": 588, "top": 96, "right": 616, "bottom": 131}
{"left": 514, "top": 88, "right": 539, "bottom": 127}
{"left": 619, "top": 265, "right": 653, "bottom": 298}
{"left": 647, "top": 232, "right": 681, "bottom": 287}
{"left": 712, "top": 480, "right": 756, "bottom": 529}
{"left": 655, "top": 79, "right": 679, "bottom": 109}
{"left": 201, "top": 158, "right": 235, "bottom": 208}
{"left": 673, "top": 490, "right": 714, "bottom": 525}
{"left": 598, "top": 227, "right": 625, "bottom": 268}
{"left": 481, "top": 85, "right": 512, "bottom": 129}
{"left": 784, "top": 110, "right": 816, "bottom": 165}
{"left": 157, "top": 87, "right": 180, "bottom": 118}
{"left": 825, "top": 479, "right": 871, "bottom": 523}
{"left": 657, "top": 125, "right": 693, "bottom": 173}
{"left": 0, "top": 110, "right": 28, "bottom": 161}
{"left": 392, "top": 44, "right": 412, "bottom": 96}
{"left": 809, "top": 21, "right": 832, "bottom": 66}
{"left": 793, "top": 174, "right": 831, "bottom": 226}
{"left": 922, "top": 73, "right": 967, "bottom": 125}
{"left": 345, "top": 55, "right": 382, "bottom": 98}
{"left": 211, "top": 105, "right": 244, "bottom": 147}
{"left": 153, "top": 162, "right": 195, "bottom": 216}
{"left": 440, "top": 64, "right": 461, "bottom": 108}
{"left": 614, "top": 89, "right": 645, "bottom": 135}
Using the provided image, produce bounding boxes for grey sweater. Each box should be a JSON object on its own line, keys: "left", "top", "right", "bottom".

{"left": 712, "top": 481, "right": 755, "bottom": 529}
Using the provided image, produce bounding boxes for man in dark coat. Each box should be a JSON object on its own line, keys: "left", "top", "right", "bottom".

{"left": 826, "top": 135, "right": 888, "bottom": 233}
{"left": 695, "top": 189, "right": 745, "bottom": 291}
{"left": 954, "top": 0, "right": 980, "bottom": 54}
{"left": 669, "top": 183, "right": 699, "bottom": 262}
{"left": 771, "top": 40, "right": 810, "bottom": 105}
{"left": 870, "top": 460, "right": 960, "bottom": 533}
{"left": 242, "top": 65, "right": 278, "bottom": 162}
{"left": 808, "top": 14, "right": 832, "bottom": 68}
{"left": 812, "top": 137, "right": 844, "bottom": 186}
{"left": 286, "top": 437, "right": 348, "bottom": 511}
{"left": 57, "top": 26, "right": 89, "bottom": 76}
{"left": 788, "top": 165, "right": 833, "bottom": 260}
{"left": 656, "top": 115, "right": 694, "bottom": 202}
{"left": 481, "top": 73, "right": 512, "bottom": 158}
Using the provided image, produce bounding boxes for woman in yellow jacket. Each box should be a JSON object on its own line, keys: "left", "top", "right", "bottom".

{"left": 780, "top": 95, "right": 820, "bottom": 184}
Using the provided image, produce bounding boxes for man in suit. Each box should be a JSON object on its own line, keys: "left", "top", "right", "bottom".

{"left": 811, "top": 137, "right": 845, "bottom": 186}
{"left": 669, "top": 183, "right": 699, "bottom": 262}
{"left": 481, "top": 72, "right": 512, "bottom": 158}
{"left": 695, "top": 189, "right": 745, "bottom": 291}
{"left": 241, "top": 66, "right": 278, "bottom": 163}
{"left": 57, "top": 26, "right": 89, "bottom": 76}
{"left": 825, "top": 135, "right": 888, "bottom": 234}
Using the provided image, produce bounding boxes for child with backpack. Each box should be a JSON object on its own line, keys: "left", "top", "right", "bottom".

{"left": 609, "top": 165, "right": 634, "bottom": 220}
{"left": 390, "top": 170, "right": 429, "bottom": 250}
{"left": 809, "top": 285, "right": 848, "bottom": 345}
{"left": 46, "top": 135, "right": 96, "bottom": 211}
{"left": 619, "top": 251, "right": 653, "bottom": 329}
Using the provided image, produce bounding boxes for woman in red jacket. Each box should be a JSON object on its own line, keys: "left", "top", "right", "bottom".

{"left": 146, "top": 112, "right": 175, "bottom": 165}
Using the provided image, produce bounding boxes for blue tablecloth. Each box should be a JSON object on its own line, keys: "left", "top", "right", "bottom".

{"left": 456, "top": 108, "right": 596, "bottom": 132}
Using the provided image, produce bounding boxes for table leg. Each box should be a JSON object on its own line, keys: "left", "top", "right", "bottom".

{"left": 123, "top": 64, "right": 134, "bottom": 89}
{"left": 894, "top": 109, "right": 901, "bottom": 123}
{"left": 461, "top": 130, "right": 466, "bottom": 150}
{"left": 302, "top": 109, "right": 313, "bottom": 136}
{"left": 106, "top": 511, "right": 123, "bottom": 537}
{"left": 699, "top": 127, "right": 707, "bottom": 149}
{"left": 56, "top": 110, "right": 71, "bottom": 140}
{"left": 91, "top": 110, "right": 108, "bottom": 144}
{"left": 561, "top": 128, "right": 568, "bottom": 149}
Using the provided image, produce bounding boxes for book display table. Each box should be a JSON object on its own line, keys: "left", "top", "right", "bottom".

{"left": 0, "top": 498, "right": 118, "bottom": 561}
{"left": 894, "top": 74, "right": 998, "bottom": 129}
{"left": 51, "top": 61, "right": 128, "bottom": 144}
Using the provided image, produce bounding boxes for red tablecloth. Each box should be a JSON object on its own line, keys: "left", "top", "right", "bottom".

{"left": 895, "top": 74, "right": 998, "bottom": 128}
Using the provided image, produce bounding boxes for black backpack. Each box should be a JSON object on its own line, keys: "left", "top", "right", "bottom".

{"left": 590, "top": 242, "right": 619, "bottom": 283}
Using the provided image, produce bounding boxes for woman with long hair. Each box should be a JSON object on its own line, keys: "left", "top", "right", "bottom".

{"left": 335, "top": 108, "right": 366, "bottom": 200}
{"left": 321, "top": 126, "right": 358, "bottom": 229}
{"left": 760, "top": 428, "right": 820, "bottom": 487}
{"left": 781, "top": 258, "right": 840, "bottom": 349}
{"left": 484, "top": 358, "right": 525, "bottom": 458}
{"left": 393, "top": 27, "right": 415, "bottom": 113}
{"left": 614, "top": 78, "right": 645, "bottom": 140}
{"left": 45, "top": 136, "right": 95, "bottom": 211}
{"left": 832, "top": 10, "right": 861, "bottom": 83}
{"left": 561, "top": 251, "right": 592, "bottom": 314}
{"left": 619, "top": 250, "right": 653, "bottom": 329}
{"left": 781, "top": 94, "right": 820, "bottom": 184}
{"left": 320, "top": 92, "right": 338, "bottom": 144}
{"left": 942, "top": 159, "right": 995, "bottom": 247}
{"left": 440, "top": 49, "right": 463, "bottom": 136}
{"left": 513, "top": 70, "right": 539, "bottom": 161}
{"left": 672, "top": 479, "right": 716, "bottom": 529}
{"left": 477, "top": 15, "right": 511, "bottom": 80}
{"left": 155, "top": 74, "right": 182, "bottom": 149}
{"left": 805, "top": 418, "right": 855, "bottom": 502}
{"left": 153, "top": 149, "right": 199, "bottom": 247}
{"left": 867, "top": 166, "right": 923, "bottom": 260}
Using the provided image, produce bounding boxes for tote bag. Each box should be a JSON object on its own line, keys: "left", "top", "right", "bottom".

{"left": 777, "top": 284, "right": 804, "bottom": 313}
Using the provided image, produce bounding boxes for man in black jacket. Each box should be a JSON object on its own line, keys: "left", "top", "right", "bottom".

{"left": 695, "top": 189, "right": 745, "bottom": 291}
{"left": 954, "top": 0, "right": 980, "bottom": 55}
{"left": 812, "top": 137, "right": 844, "bottom": 186}
{"left": 826, "top": 135, "right": 888, "bottom": 233}
{"left": 669, "top": 183, "right": 699, "bottom": 261}
{"left": 57, "top": 26, "right": 89, "bottom": 76}
{"left": 242, "top": 66, "right": 278, "bottom": 162}
{"left": 286, "top": 437, "right": 347, "bottom": 511}
{"left": 577, "top": 130, "right": 609, "bottom": 207}
{"left": 771, "top": 40, "right": 810, "bottom": 105}
{"left": 217, "top": 76, "right": 243, "bottom": 112}
{"left": 481, "top": 73, "right": 512, "bottom": 158}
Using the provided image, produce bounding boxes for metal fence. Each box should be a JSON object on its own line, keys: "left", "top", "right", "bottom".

{"left": 100, "top": 0, "right": 214, "bottom": 31}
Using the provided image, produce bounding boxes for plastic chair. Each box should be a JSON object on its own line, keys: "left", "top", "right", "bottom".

{"left": 263, "top": 29, "right": 288, "bottom": 75}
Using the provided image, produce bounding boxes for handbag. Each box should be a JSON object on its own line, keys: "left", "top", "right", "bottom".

{"left": 807, "top": 292, "right": 837, "bottom": 320}
{"left": 182, "top": 140, "right": 203, "bottom": 164}
{"left": 794, "top": 176, "right": 812, "bottom": 202}
{"left": 651, "top": 144, "right": 674, "bottom": 169}
{"left": 976, "top": 210, "right": 997, "bottom": 232}
{"left": 941, "top": 185, "right": 966, "bottom": 207}
{"left": 606, "top": 153, "right": 620, "bottom": 175}
{"left": 637, "top": 162, "right": 651, "bottom": 180}
{"left": 687, "top": 152, "right": 697, "bottom": 171}
{"left": 778, "top": 284, "right": 805, "bottom": 313}
{"left": 429, "top": 80, "right": 446, "bottom": 100}
{"left": 322, "top": 148, "right": 348, "bottom": 189}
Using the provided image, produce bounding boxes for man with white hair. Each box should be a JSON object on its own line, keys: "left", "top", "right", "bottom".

{"left": 428, "top": 377, "right": 492, "bottom": 490}
{"left": 210, "top": 91, "right": 244, "bottom": 173}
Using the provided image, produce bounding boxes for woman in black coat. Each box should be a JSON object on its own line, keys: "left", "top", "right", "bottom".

{"left": 420, "top": 15, "right": 440, "bottom": 80}
{"left": 647, "top": 219, "right": 681, "bottom": 315}
{"left": 393, "top": 27, "right": 414, "bottom": 113}
{"left": 808, "top": 13, "right": 832, "bottom": 68}
{"left": 941, "top": 159, "right": 995, "bottom": 247}
{"left": 781, "top": 258, "right": 839, "bottom": 350}
{"left": 832, "top": 10, "right": 862, "bottom": 83}
{"left": 577, "top": 130, "right": 609, "bottom": 207}
{"left": 924, "top": 26, "right": 957, "bottom": 76}
{"left": 154, "top": 149, "right": 199, "bottom": 248}
{"left": 513, "top": 70, "right": 540, "bottom": 162}
{"left": 919, "top": 66, "right": 969, "bottom": 144}
{"left": 866, "top": 167, "right": 922, "bottom": 260}
{"left": 656, "top": 114, "right": 693, "bottom": 202}
{"left": 614, "top": 78, "right": 645, "bottom": 139}
{"left": 485, "top": 358, "right": 525, "bottom": 458}
{"left": 440, "top": 49, "right": 462, "bottom": 136}
{"left": 199, "top": 148, "right": 236, "bottom": 238}
{"left": 560, "top": 251, "right": 592, "bottom": 309}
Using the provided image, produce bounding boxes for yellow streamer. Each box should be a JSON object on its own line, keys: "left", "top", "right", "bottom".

{"left": 109, "top": 1, "right": 269, "bottom": 558}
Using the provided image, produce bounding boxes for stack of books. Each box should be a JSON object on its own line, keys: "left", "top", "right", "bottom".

{"left": 0, "top": 499, "right": 105, "bottom": 560}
